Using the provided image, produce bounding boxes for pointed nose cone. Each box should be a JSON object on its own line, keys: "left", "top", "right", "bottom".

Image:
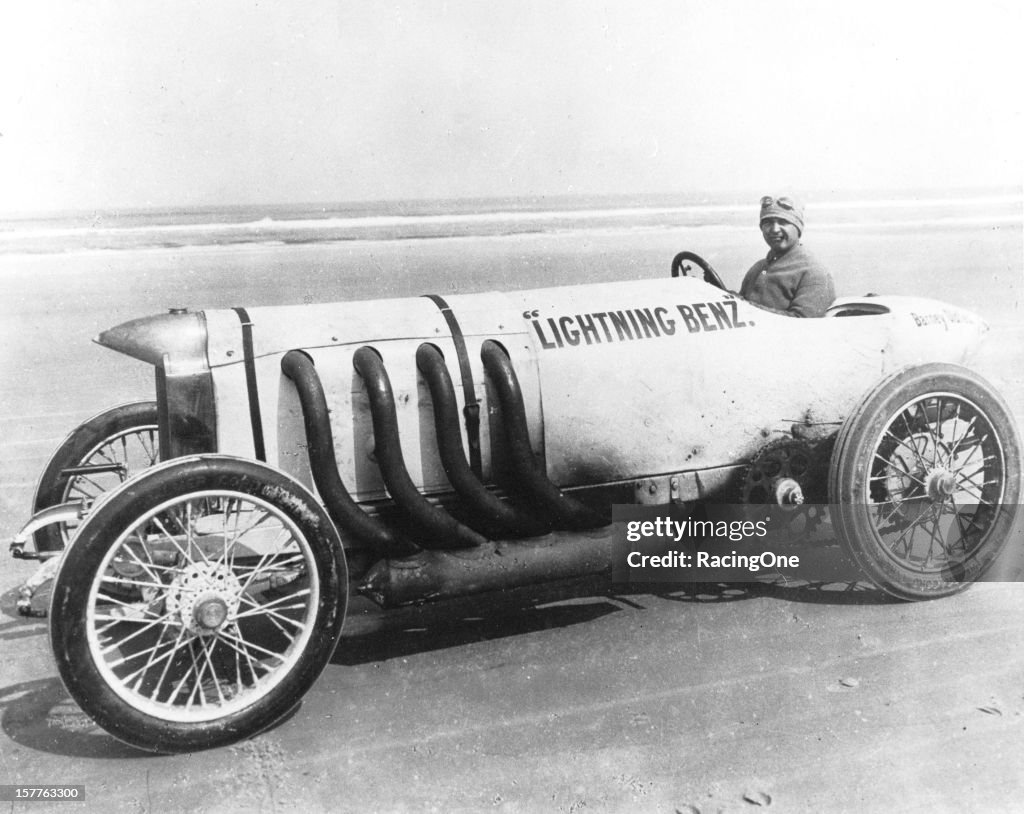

{"left": 95, "top": 310, "right": 208, "bottom": 368}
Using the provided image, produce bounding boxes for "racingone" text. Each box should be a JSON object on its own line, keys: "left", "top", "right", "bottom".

{"left": 529, "top": 301, "right": 751, "bottom": 350}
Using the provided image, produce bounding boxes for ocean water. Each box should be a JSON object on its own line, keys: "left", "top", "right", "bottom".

{"left": 1, "top": 189, "right": 1020, "bottom": 257}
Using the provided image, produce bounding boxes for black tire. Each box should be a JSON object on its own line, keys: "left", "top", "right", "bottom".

{"left": 33, "top": 401, "right": 160, "bottom": 554}
{"left": 49, "top": 455, "right": 347, "bottom": 753}
{"left": 829, "top": 363, "right": 1021, "bottom": 600}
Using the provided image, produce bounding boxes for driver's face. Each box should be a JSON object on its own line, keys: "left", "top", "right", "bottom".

{"left": 760, "top": 218, "right": 800, "bottom": 255}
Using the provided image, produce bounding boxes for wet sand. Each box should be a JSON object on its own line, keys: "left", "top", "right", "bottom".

{"left": 1, "top": 220, "right": 1023, "bottom": 812}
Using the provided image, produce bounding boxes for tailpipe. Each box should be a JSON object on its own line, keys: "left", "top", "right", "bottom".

{"left": 480, "top": 340, "right": 608, "bottom": 530}
{"left": 358, "top": 527, "right": 614, "bottom": 607}
{"left": 281, "top": 350, "right": 417, "bottom": 558}
{"left": 416, "top": 343, "right": 550, "bottom": 539}
{"left": 353, "top": 346, "right": 488, "bottom": 550}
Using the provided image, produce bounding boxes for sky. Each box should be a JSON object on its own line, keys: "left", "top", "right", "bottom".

{"left": 1, "top": 0, "right": 1022, "bottom": 213}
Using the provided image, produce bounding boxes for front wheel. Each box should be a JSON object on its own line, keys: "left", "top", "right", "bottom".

{"left": 49, "top": 455, "right": 347, "bottom": 753}
{"left": 829, "top": 363, "right": 1021, "bottom": 600}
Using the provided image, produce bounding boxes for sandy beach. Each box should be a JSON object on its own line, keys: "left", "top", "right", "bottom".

{"left": 1, "top": 213, "right": 1023, "bottom": 812}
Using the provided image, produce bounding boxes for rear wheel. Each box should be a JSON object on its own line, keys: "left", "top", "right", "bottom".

{"left": 33, "top": 401, "right": 160, "bottom": 553}
{"left": 49, "top": 455, "right": 347, "bottom": 753}
{"left": 829, "top": 364, "right": 1021, "bottom": 600}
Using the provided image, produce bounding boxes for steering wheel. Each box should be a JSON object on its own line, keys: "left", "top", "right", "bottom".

{"left": 671, "top": 251, "right": 726, "bottom": 290}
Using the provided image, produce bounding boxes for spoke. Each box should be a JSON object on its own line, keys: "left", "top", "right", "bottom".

{"left": 955, "top": 470, "right": 999, "bottom": 499}
{"left": 99, "top": 606, "right": 179, "bottom": 655}
{"left": 234, "top": 552, "right": 305, "bottom": 585}
{"left": 875, "top": 494, "right": 930, "bottom": 527}
{"left": 217, "top": 625, "right": 294, "bottom": 662}
{"left": 146, "top": 624, "right": 192, "bottom": 701}
{"left": 967, "top": 430, "right": 992, "bottom": 457}
{"left": 917, "top": 399, "right": 943, "bottom": 467}
{"left": 884, "top": 507, "right": 927, "bottom": 558}
{"left": 94, "top": 442, "right": 126, "bottom": 465}
{"left": 234, "top": 589, "right": 312, "bottom": 633}
{"left": 96, "top": 589, "right": 164, "bottom": 611}
{"left": 235, "top": 539, "right": 299, "bottom": 595}
{"left": 219, "top": 513, "right": 286, "bottom": 568}
{"left": 91, "top": 446, "right": 120, "bottom": 466}
{"left": 167, "top": 646, "right": 203, "bottom": 706}
{"left": 904, "top": 503, "right": 937, "bottom": 562}
{"left": 129, "top": 619, "right": 179, "bottom": 693}
{"left": 954, "top": 510, "right": 990, "bottom": 540}
{"left": 236, "top": 595, "right": 292, "bottom": 636}
{"left": 883, "top": 427, "right": 929, "bottom": 473}
{"left": 945, "top": 496, "right": 972, "bottom": 556}
{"left": 920, "top": 505, "right": 947, "bottom": 566}
{"left": 142, "top": 432, "right": 159, "bottom": 463}
{"left": 239, "top": 605, "right": 307, "bottom": 633}
{"left": 116, "top": 436, "right": 133, "bottom": 468}
{"left": 220, "top": 622, "right": 263, "bottom": 685}
{"left": 934, "top": 397, "right": 945, "bottom": 441}
{"left": 185, "top": 644, "right": 208, "bottom": 708}
{"left": 952, "top": 443, "right": 984, "bottom": 473}
{"left": 897, "top": 412, "right": 930, "bottom": 472}
{"left": 119, "top": 559, "right": 179, "bottom": 576}
{"left": 954, "top": 470, "right": 987, "bottom": 497}
{"left": 96, "top": 615, "right": 138, "bottom": 636}
{"left": 100, "top": 574, "right": 167, "bottom": 592}
{"left": 949, "top": 399, "right": 963, "bottom": 441}
{"left": 876, "top": 500, "right": 906, "bottom": 528}
{"left": 198, "top": 637, "right": 227, "bottom": 705}
{"left": 222, "top": 500, "right": 242, "bottom": 562}
{"left": 211, "top": 626, "right": 273, "bottom": 688}
{"left": 118, "top": 553, "right": 172, "bottom": 579}
{"left": 233, "top": 630, "right": 245, "bottom": 695}
{"left": 227, "top": 503, "right": 279, "bottom": 543}
{"left": 111, "top": 627, "right": 189, "bottom": 676}
{"left": 67, "top": 475, "right": 109, "bottom": 500}
{"left": 185, "top": 502, "right": 213, "bottom": 566}
{"left": 872, "top": 452, "right": 927, "bottom": 487}
{"left": 114, "top": 429, "right": 158, "bottom": 466}
{"left": 237, "top": 587, "right": 311, "bottom": 614}
{"left": 114, "top": 543, "right": 166, "bottom": 587}
{"left": 946, "top": 414, "right": 979, "bottom": 460}
{"left": 236, "top": 553, "right": 308, "bottom": 579}
{"left": 150, "top": 513, "right": 196, "bottom": 563}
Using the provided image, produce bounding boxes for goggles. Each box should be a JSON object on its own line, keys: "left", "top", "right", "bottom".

{"left": 760, "top": 195, "right": 797, "bottom": 210}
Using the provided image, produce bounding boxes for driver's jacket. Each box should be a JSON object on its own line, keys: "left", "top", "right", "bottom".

{"left": 739, "top": 243, "right": 835, "bottom": 318}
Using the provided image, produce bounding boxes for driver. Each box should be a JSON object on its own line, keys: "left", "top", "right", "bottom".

{"left": 739, "top": 194, "right": 835, "bottom": 318}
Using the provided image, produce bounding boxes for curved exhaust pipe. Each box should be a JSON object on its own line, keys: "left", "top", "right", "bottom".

{"left": 353, "top": 346, "right": 488, "bottom": 550}
{"left": 281, "top": 351, "right": 418, "bottom": 558}
{"left": 415, "top": 343, "right": 550, "bottom": 539}
{"left": 480, "top": 340, "right": 608, "bottom": 530}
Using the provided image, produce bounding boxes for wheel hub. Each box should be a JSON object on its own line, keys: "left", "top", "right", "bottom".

{"left": 194, "top": 595, "right": 229, "bottom": 630}
{"left": 166, "top": 562, "right": 242, "bottom": 635}
{"left": 926, "top": 467, "right": 958, "bottom": 501}
{"left": 882, "top": 432, "right": 953, "bottom": 503}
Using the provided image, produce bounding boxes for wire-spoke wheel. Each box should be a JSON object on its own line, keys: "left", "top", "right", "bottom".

{"left": 49, "top": 456, "right": 347, "bottom": 753}
{"left": 830, "top": 364, "right": 1021, "bottom": 600}
{"left": 33, "top": 401, "right": 160, "bottom": 554}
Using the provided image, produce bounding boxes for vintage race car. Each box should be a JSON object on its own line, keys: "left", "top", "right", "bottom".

{"left": 10, "top": 252, "right": 1021, "bottom": 753}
